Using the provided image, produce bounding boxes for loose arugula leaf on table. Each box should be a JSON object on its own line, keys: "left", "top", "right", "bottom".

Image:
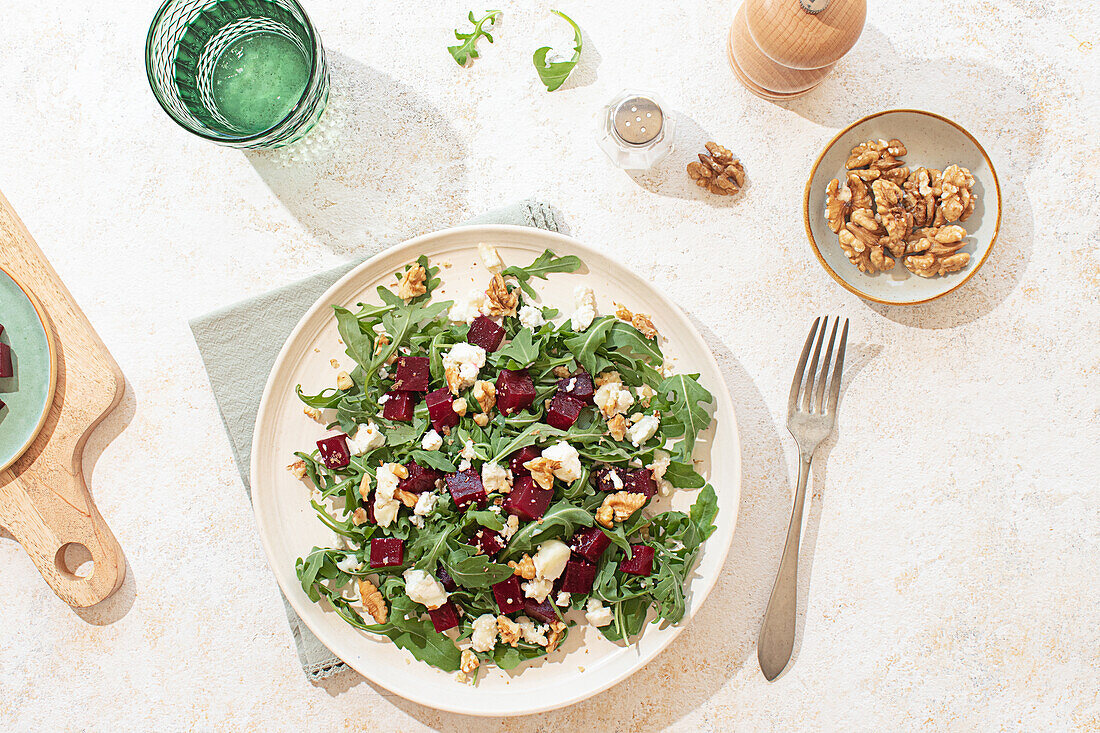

{"left": 501, "top": 248, "right": 583, "bottom": 298}
{"left": 448, "top": 10, "right": 502, "bottom": 66}
{"left": 532, "top": 10, "right": 582, "bottom": 92}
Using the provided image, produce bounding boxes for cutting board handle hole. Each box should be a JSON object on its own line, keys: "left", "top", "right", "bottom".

{"left": 56, "top": 542, "right": 94, "bottom": 580}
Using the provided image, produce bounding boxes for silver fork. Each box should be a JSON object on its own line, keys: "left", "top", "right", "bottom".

{"left": 758, "top": 316, "right": 850, "bottom": 681}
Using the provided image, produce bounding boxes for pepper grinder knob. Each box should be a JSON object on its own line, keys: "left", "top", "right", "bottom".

{"left": 727, "top": 0, "right": 866, "bottom": 99}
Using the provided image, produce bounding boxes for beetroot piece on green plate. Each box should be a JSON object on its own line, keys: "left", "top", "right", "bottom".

{"left": 428, "top": 601, "right": 460, "bottom": 632}
{"left": 492, "top": 575, "right": 524, "bottom": 614}
{"left": 545, "top": 391, "right": 585, "bottom": 430}
{"left": 382, "top": 391, "right": 416, "bottom": 422}
{"left": 496, "top": 368, "right": 536, "bottom": 415}
{"left": 560, "top": 558, "right": 598, "bottom": 593}
{"left": 624, "top": 468, "right": 657, "bottom": 498}
{"left": 569, "top": 526, "right": 611, "bottom": 563}
{"left": 556, "top": 369, "right": 595, "bottom": 403}
{"left": 399, "top": 461, "right": 441, "bottom": 494}
{"left": 469, "top": 527, "right": 506, "bottom": 556}
{"left": 619, "top": 544, "right": 655, "bottom": 576}
{"left": 502, "top": 475, "right": 553, "bottom": 521}
{"left": 0, "top": 342, "right": 11, "bottom": 379}
{"left": 509, "top": 446, "right": 541, "bottom": 477}
{"left": 424, "top": 388, "right": 459, "bottom": 431}
{"left": 393, "top": 356, "right": 430, "bottom": 391}
{"left": 467, "top": 316, "right": 505, "bottom": 353}
{"left": 435, "top": 565, "right": 457, "bottom": 592}
{"left": 316, "top": 434, "right": 351, "bottom": 469}
{"left": 523, "top": 596, "right": 558, "bottom": 625}
{"left": 446, "top": 468, "right": 487, "bottom": 508}
{"left": 369, "top": 537, "right": 405, "bottom": 568}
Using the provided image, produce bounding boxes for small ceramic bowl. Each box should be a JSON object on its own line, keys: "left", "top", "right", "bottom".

{"left": 804, "top": 109, "right": 1002, "bottom": 305}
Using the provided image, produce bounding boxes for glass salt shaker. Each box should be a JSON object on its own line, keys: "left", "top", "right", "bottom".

{"left": 596, "top": 90, "right": 675, "bottom": 170}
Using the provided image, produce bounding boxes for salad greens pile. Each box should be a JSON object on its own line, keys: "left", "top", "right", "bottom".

{"left": 293, "top": 249, "right": 718, "bottom": 679}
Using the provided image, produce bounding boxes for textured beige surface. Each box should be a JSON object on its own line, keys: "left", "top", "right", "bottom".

{"left": 0, "top": 0, "right": 1097, "bottom": 730}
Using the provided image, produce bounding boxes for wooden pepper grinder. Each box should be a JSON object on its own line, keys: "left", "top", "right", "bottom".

{"left": 728, "top": 0, "right": 866, "bottom": 100}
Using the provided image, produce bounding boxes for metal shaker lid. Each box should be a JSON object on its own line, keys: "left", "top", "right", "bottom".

{"left": 611, "top": 95, "right": 663, "bottom": 146}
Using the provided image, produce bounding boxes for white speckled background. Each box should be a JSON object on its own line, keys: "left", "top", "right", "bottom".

{"left": 1, "top": 0, "right": 1097, "bottom": 730}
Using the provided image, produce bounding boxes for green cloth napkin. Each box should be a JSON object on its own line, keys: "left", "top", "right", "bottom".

{"left": 189, "top": 200, "right": 563, "bottom": 681}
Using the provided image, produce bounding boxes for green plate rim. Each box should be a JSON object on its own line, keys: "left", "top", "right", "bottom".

{"left": 0, "top": 265, "right": 57, "bottom": 473}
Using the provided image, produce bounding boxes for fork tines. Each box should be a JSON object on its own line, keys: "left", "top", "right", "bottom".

{"left": 788, "top": 316, "right": 849, "bottom": 416}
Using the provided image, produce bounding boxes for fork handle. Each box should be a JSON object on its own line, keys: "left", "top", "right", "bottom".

{"left": 758, "top": 451, "right": 812, "bottom": 680}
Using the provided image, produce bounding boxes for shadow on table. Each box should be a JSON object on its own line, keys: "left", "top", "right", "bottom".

{"left": 244, "top": 52, "right": 470, "bottom": 259}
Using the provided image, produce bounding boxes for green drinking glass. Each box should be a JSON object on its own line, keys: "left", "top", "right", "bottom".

{"left": 145, "top": 0, "right": 329, "bottom": 149}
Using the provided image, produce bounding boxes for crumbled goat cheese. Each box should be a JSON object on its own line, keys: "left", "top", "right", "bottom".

{"left": 413, "top": 491, "right": 437, "bottom": 517}
{"left": 471, "top": 613, "right": 499, "bottom": 652}
{"left": 517, "top": 617, "right": 549, "bottom": 646}
{"left": 482, "top": 462, "right": 511, "bottom": 494}
{"left": 500, "top": 514, "right": 520, "bottom": 540}
{"left": 458, "top": 458, "right": 471, "bottom": 472}
{"left": 518, "top": 304, "right": 546, "bottom": 330}
{"left": 378, "top": 393, "right": 391, "bottom": 404}
{"left": 541, "top": 441, "right": 582, "bottom": 483}
{"left": 347, "top": 422, "right": 385, "bottom": 455}
{"left": 373, "top": 464, "right": 402, "bottom": 527}
{"left": 571, "top": 286, "right": 597, "bottom": 331}
{"left": 403, "top": 568, "right": 449, "bottom": 610}
{"left": 648, "top": 450, "right": 673, "bottom": 496}
{"left": 594, "top": 380, "right": 635, "bottom": 418}
{"left": 585, "top": 598, "right": 614, "bottom": 627}
{"left": 460, "top": 439, "right": 477, "bottom": 461}
{"left": 626, "top": 414, "right": 661, "bottom": 447}
{"left": 443, "top": 343, "right": 486, "bottom": 392}
{"left": 478, "top": 242, "right": 504, "bottom": 272}
{"left": 421, "top": 429, "right": 443, "bottom": 451}
{"left": 336, "top": 553, "right": 360, "bottom": 574}
{"left": 523, "top": 578, "right": 555, "bottom": 602}
{"left": 448, "top": 290, "right": 489, "bottom": 323}
{"left": 378, "top": 368, "right": 389, "bottom": 380}
{"left": 533, "top": 540, "right": 570, "bottom": 581}
{"left": 556, "top": 591, "right": 572, "bottom": 607}
{"left": 607, "top": 468, "right": 624, "bottom": 490}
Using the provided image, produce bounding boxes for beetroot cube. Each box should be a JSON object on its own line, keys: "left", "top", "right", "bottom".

{"left": 619, "top": 545, "right": 655, "bottom": 576}
{"left": 393, "top": 356, "right": 430, "bottom": 391}
{"left": 570, "top": 526, "right": 611, "bottom": 563}
{"left": 361, "top": 492, "right": 376, "bottom": 524}
{"left": 469, "top": 527, "right": 506, "bottom": 556}
{"left": 546, "top": 391, "right": 585, "bottom": 430}
{"left": 594, "top": 465, "right": 626, "bottom": 492}
{"left": 446, "top": 468, "right": 487, "bottom": 508}
{"left": 425, "top": 388, "right": 459, "bottom": 431}
{"left": 624, "top": 468, "right": 657, "bottom": 498}
{"left": 503, "top": 476, "right": 553, "bottom": 521}
{"left": 399, "top": 461, "right": 441, "bottom": 494}
{"left": 435, "top": 565, "right": 457, "bottom": 592}
{"left": 467, "top": 315, "right": 505, "bottom": 352}
{"left": 428, "top": 601, "right": 460, "bottom": 632}
{"left": 496, "top": 368, "right": 536, "bottom": 415}
{"left": 561, "top": 558, "right": 598, "bottom": 593}
{"left": 492, "top": 575, "right": 524, "bottom": 614}
{"left": 382, "top": 391, "right": 415, "bottom": 422}
{"left": 316, "top": 434, "right": 351, "bottom": 469}
{"left": 369, "top": 537, "right": 405, "bottom": 568}
{"left": 557, "top": 369, "right": 595, "bottom": 403}
{"left": 524, "top": 596, "right": 559, "bottom": 625}
{"left": 509, "top": 446, "right": 541, "bottom": 477}
{"left": 0, "top": 343, "right": 11, "bottom": 379}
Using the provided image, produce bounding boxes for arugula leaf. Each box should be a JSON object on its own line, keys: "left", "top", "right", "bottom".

{"left": 376, "top": 616, "right": 463, "bottom": 672}
{"left": 334, "top": 306, "right": 374, "bottom": 369}
{"left": 605, "top": 320, "right": 663, "bottom": 365}
{"left": 296, "top": 384, "right": 342, "bottom": 409}
{"left": 599, "top": 596, "right": 650, "bottom": 642}
{"left": 532, "top": 10, "right": 582, "bottom": 92}
{"left": 443, "top": 549, "right": 514, "bottom": 588}
{"left": 448, "top": 10, "right": 502, "bottom": 66}
{"left": 663, "top": 459, "right": 707, "bottom": 489}
{"left": 655, "top": 373, "right": 714, "bottom": 460}
{"left": 690, "top": 484, "right": 718, "bottom": 542}
{"left": 503, "top": 501, "right": 593, "bottom": 558}
{"left": 502, "top": 248, "right": 583, "bottom": 298}
{"left": 493, "top": 327, "right": 540, "bottom": 368}
{"left": 409, "top": 449, "right": 457, "bottom": 473}
{"left": 564, "top": 316, "right": 614, "bottom": 375}
{"left": 494, "top": 643, "right": 549, "bottom": 671}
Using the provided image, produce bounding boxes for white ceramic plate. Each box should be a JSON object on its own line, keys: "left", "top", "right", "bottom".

{"left": 250, "top": 225, "right": 740, "bottom": 716}
{"left": 804, "top": 109, "right": 1002, "bottom": 305}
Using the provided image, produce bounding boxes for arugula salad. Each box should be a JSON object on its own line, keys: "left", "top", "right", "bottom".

{"left": 290, "top": 245, "right": 718, "bottom": 683}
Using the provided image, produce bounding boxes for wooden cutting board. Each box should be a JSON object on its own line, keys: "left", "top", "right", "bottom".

{"left": 0, "top": 190, "right": 126, "bottom": 607}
